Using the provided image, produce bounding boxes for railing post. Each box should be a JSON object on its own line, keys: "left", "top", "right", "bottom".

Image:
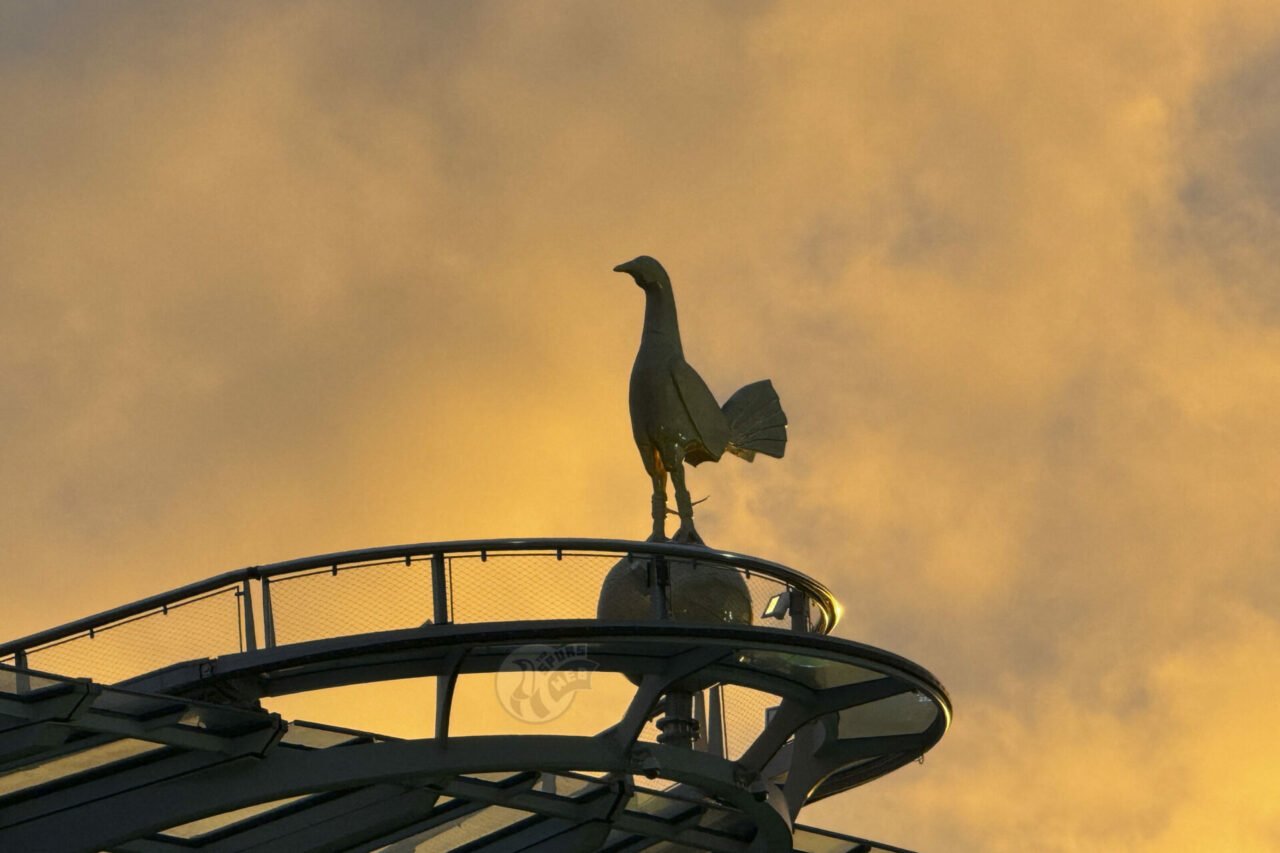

{"left": 431, "top": 552, "right": 450, "bottom": 625}
{"left": 239, "top": 580, "right": 257, "bottom": 652}
{"left": 790, "top": 587, "right": 811, "bottom": 633}
{"left": 261, "top": 579, "right": 277, "bottom": 649}
{"left": 649, "top": 554, "right": 671, "bottom": 620}
{"left": 14, "top": 650, "right": 30, "bottom": 694}
{"left": 706, "top": 683, "right": 726, "bottom": 758}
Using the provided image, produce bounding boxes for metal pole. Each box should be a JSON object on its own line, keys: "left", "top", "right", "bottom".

{"left": 261, "top": 579, "right": 277, "bottom": 649}
{"left": 790, "top": 587, "right": 811, "bottom": 633}
{"left": 707, "top": 684, "right": 726, "bottom": 758}
{"left": 239, "top": 580, "right": 257, "bottom": 652}
{"left": 436, "top": 648, "right": 464, "bottom": 742}
{"left": 649, "top": 554, "right": 671, "bottom": 621}
{"left": 693, "top": 690, "right": 708, "bottom": 751}
{"left": 431, "top": 552, "right": 449, "bottom": 625}
{"left": 14, "top": 650, "right": 30, "bottom": 694}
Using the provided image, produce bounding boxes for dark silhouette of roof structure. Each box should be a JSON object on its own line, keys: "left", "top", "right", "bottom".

{"left": 0, "top": 538, "right": 949, "bottom": 852}
{"left": 0, "top": 261, "right": 948, "bottom": 851}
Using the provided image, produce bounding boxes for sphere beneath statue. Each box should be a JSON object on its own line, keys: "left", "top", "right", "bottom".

{"left": 596, "top": 553, "right": 753, "bottom": 626}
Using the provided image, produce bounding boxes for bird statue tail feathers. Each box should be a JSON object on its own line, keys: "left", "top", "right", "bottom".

{"left": 722, "top": 379, "right": 787, "bottom": 462}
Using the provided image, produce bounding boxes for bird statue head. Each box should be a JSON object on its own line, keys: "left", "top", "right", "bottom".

{"left": 613, "top": 255, "right": 669, "bottom": 291}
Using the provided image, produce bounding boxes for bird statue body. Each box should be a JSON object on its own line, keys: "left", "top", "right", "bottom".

{"left": 614, "top": 256, "right": 787, "bottom": 544}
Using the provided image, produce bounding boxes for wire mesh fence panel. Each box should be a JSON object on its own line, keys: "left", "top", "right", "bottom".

{"left": 637, "top": 714, "right": 662, "bottom": 743}
{"left": 21, "top": 587, "right": 244, "bottom": 684}
{"left": 268, "top": 559, "right": 435, "bottom": 646}
{"left": 721, "top": 683, "right": 782, "bottom": 761}
{"left": 447, "top": 553, "right": 618, "bottom": 624}
{"left": 3, "top": 544, "right": 833, "bottom": 688}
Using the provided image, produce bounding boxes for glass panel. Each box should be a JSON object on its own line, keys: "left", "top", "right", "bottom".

{"left": 537, "top": 772, "right": 601, "bottom": 798}
{"left": 0, "top": 738, "right": 164, "bottom": 797}
{"left": 629, "top": 772, "right": 682, "bottom": 793}
{"left": 626, "top": 789, "right": 703, "bottom": 821}
{"left": 0, "top": 667, "right": 66, "bottom": 695}
{"left": 376, "top": 804, "right": 532, "bottom": 850}
{"left": 792, "top": 826, "right": 861, "bottom": 852}
{"left": 281, "top": 723, "right": 366, "bottom": 749}
{"left": 837, "top": 691, "right": 938, "bottom": 739}
{"left": 793, "top": 824, "right": 904, "bottom": 852}
{"left": 687, "top": 796, "right": 755, "bottom": 841}
{"left": 463, "top": 771, "right": 527, "bottom": 783}
{"left": 90, "top": 690, "right": 188, "bottom": 720}
{"left": 160, "top": 795, "right": 309, "bottom": 839}
{"left": 733, "top": 649, "right": 884, "bottom": 690}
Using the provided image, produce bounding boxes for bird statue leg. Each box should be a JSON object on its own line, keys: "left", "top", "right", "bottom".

{"left": 648, "top": 469, "right": 668, "bottom": 542}
{"left": 668, "top": 464, "right": 704, "bottom": 545}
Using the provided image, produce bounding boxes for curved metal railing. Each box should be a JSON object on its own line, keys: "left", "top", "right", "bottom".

{"left": 0, "top": 539, "right": 840, "bottom": 685}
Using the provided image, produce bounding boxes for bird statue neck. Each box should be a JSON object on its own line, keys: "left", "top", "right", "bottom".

{"left": 642, "top": 281, "right": 683, "bottom": 352}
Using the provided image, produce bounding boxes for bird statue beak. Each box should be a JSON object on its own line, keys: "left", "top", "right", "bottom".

{"left": 612, "top": 262, "right": 631, "bottom": 274}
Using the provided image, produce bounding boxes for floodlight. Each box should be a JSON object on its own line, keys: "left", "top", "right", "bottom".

{"left": 762, "top": 590, "right": 791, "bottom": 619}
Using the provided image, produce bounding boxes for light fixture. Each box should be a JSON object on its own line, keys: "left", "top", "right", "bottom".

{"left": 762, "top": 591, "right": 791, "bottom": 620}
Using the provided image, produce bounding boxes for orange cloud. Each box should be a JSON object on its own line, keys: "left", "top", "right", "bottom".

{"left": 3, "top": 2, "right": 1279, "bottom": 849}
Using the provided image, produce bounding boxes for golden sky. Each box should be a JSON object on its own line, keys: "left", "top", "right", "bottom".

{"left": 3, "top": 2, "right": 1280, "bottom": 849}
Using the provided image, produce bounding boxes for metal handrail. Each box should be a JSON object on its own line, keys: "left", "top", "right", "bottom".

{"left": 0, "top": 538, "right": 840, "bottom": 659}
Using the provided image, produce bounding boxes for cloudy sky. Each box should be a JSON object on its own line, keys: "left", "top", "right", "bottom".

{"left": 3, "top": 2, "right": 1279, "bottom": 849}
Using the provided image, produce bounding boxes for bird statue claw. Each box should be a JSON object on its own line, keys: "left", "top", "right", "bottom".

{"left": 671, "top": 524, "right": 705, "bottom": 546}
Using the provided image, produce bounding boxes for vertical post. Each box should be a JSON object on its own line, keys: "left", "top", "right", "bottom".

{"left": 436, "top": 648, "right": 464, "bottom": 742}
{"left": 693, "top": 690, "right": 708, "bottom": 751}
{"left": 261, "top": 578, "right": 277, "bottom": 649}
{"left": 790, "top": 587, "right": 811, "bottom": 633}
{"left": 706, "top": 683, "right": 726, "bottom": 758}
{"left": 14, "top": 650, "right": 30, "bottom": 694}
{"left": 431, "top": 552, "right": 449, "bottom": 625}
{"left": 240, "top": 579, "right": 257, "bottom": 652}
{"left": 435, "top": 673, "right": 453, "bottom": 741}
{"left": 649, "top": 554, "right": 671, "bottom": 621}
